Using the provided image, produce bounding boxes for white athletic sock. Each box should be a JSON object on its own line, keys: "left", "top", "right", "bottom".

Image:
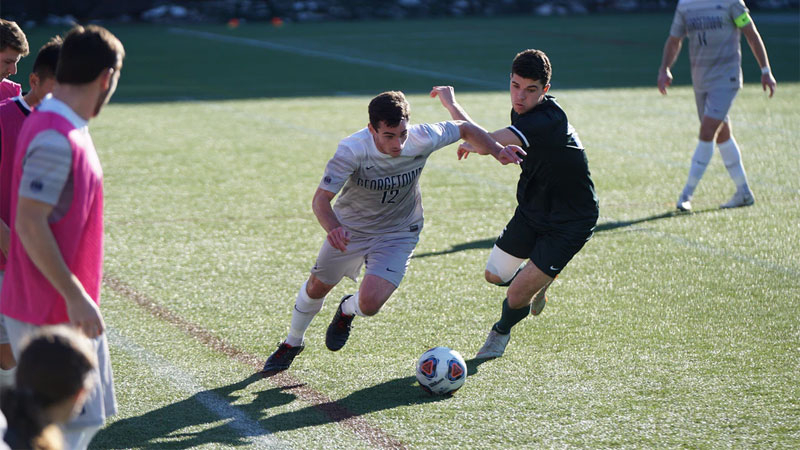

{"left": 341, "top": 292, "right": 366, "bottom": 317}
{"left": 0, "top": 366, "right": 16, "bottom": 388}
{"left": 682, "top": 140, "right": 714, "bottom": 198}
{"left": 717, "top": 137, "right": 750, "bottom": 193}
{"left": 286, "top": 280, "right": 324, "bottom": 347}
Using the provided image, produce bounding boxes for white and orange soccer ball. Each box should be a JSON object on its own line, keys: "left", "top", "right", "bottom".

{"left": 415, "top": 346, "right": 467, "bottom": 395}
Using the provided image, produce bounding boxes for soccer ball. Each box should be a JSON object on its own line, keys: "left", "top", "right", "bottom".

{"left": 415, "top": 346, "right": 467, "bottom": 395}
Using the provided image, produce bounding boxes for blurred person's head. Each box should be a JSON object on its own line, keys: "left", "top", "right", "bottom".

{"left": 509, "top": 49, "right": 551, "bottom": 115}
{"left": 25, "top": 36, "right": 62, "bottom": 107}
{"left": 55, "top": 24, "right": 125, "bottom": 118}
{"left": 368, "top": 91, "right": 410, "bottom": 158}
{"left": 0, "top": 326, "right": 97, "bottom": 450}
{"left": 0, "top": 19, "right": 29, "bottom": 80}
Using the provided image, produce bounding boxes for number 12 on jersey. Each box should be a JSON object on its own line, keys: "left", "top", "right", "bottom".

{"left": 382, "top": 189, "right": 399, "bottom": 204}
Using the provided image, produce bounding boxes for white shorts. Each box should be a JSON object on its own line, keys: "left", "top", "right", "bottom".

{"left": 694, "top": 87, "right": 739, "bottom": 122}
{"left": 310, "top": 230, "right": 419, "bottom": 287}
{"left": 2, "top": 315, "right": 118, "bottom": 429}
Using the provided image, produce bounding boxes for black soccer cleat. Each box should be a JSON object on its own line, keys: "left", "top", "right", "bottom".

{"left": 325, "top": 295, "right": 355, "bottom": 351}
{"left": 260, "top": 341, "right": 304, "bottom": 377}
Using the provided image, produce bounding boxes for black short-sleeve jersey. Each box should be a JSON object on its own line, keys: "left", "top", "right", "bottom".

{"left": 507, "top": 95, "right": 598, "bottom": 228}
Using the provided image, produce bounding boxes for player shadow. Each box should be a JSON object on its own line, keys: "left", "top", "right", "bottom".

{"left": 92, "top": 373, "right": 289, "bottom": 449}
{"left": 92, "top": 358, "right": 491, "bottom": 448}
{"left": 592, "top": 208, "right": 718, "bottom": 233}
{"left": 413, "top": 208, "right": 718, "bottom": 259}
{"left": 246, "top": 357, "right": 493, "bottom": 436}
{"left": 413, "top": 238, "right": 495, "bottom": 259}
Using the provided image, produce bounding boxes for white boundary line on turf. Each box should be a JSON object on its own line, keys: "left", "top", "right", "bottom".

{"left": 107, "top": 329, "right": 286, "bottom": 449}
{"left": 168, "top": 28, "right": 503, "bottom": 89}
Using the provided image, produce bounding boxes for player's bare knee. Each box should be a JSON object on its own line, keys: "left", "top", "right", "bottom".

{"left": 506, "top": 291, "right": 531, "bottom": 310}
{"left": 306, "top": 276, "right": 334, "bottom": 299}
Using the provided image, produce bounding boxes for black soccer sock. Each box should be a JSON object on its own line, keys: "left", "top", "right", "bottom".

{"left": 491, "top": 297, "right": 531, "bottom": 335}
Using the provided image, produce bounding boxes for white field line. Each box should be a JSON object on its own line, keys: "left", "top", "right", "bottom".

{"left": 168, "top": 28, "right": 502, "bottom": 89}
{"left": 107, "top": 329, "right": 287, "bottom": 449}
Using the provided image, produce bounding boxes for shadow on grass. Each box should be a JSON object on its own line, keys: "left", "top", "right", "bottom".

{"left": 256, "top": 358, "right": 491, "bottom": 433}
{"left": 93, "top": 373, "right": 285, "bottom": 448}
{"left": 93, "top": 359, "right": 491, "bottom": 448}
{"left": 413, "top": 208, "right": 718, "bottom": 259}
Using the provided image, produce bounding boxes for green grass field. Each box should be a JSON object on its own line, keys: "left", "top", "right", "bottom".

{"left": 14, "top": 12, "right": 800, "bottom": 449}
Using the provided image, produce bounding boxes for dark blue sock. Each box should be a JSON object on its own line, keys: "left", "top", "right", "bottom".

{"left": 491, "top": 297, "right": 531, "bottom": 335}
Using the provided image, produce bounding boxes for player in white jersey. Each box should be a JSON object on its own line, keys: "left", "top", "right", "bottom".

{"left": 261, "top": 91, "right": 524, "bottom": 375}
{"left": 658, "top": 0, "right": 776, "bottom": 211}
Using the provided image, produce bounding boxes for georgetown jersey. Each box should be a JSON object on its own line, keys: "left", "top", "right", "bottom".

{"left": 319, "top": 121, "right": 461, "bottom": 235}
{"left": 670, "top": 0, "right": 749, "bottom": 91}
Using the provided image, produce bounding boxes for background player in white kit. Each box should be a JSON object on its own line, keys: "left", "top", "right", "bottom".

{"left": 261, "top": 90, "right": 523, "bottom": 375}
{"left": 657, "top": 0, "right": 776, "bottom": 211}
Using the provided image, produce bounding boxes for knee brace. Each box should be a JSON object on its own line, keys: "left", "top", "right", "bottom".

{"left": 485, "top": 245, "right": 525, "bottom": 284}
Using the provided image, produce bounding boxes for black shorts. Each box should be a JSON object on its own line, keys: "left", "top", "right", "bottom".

{"left": 495, "top": 209, "right": 594, "bottom": 278}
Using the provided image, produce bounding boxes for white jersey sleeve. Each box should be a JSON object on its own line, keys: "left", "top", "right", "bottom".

{"left": 319, "top": 142, "right": 359, "bottom": 195}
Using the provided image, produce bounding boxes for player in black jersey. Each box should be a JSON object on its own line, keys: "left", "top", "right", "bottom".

{"left": 432, "top": 49, "right": 599, "bottom": 358}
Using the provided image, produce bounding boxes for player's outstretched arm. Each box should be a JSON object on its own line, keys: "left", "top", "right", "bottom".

{"left": 430, "top": 86, "right": 477, "bottom": 123}
{"left": 741, "top": 22, "right": 776, "bottom": 98}
{"left": 457, "top": 122, "right": 525, "bottom": 165}
{"left": 658, "top": 36, "right": 683, "bottom": 95}
{"left": 15, "top": 197, "right": 105, "bottom": 338}
{"left": 312, "top": 187, "right": 350, "bottom": 252}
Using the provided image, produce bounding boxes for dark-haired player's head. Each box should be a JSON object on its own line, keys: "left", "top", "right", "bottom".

{"left": 368, "top": 91, "right": 410, "bottom": 157}
{"left": 509, "top": 49, "right": 552, "bottom": 114}
{"left": 0, "top": 19, "right": 29, "bottom": 80}
{"left": 26, "top": 36, "right": 62, "bottom": 107}
{"left": 56, "top": 24, "right": 125, "bottom": 117}
{"left": 0, "top": 326, "right": 97, "bottom": 449}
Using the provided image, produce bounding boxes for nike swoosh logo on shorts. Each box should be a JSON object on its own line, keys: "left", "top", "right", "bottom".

{"left": 549, "top": 266, "right": 560, "bottom": 271}
{"left": 386, "top": 267, "right": 398, "bottom": 273}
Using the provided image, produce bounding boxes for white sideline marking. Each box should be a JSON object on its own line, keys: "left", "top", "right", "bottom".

{"left": 168, "top": 28, "right": 502, "bottom": 89}
{"left": 108, "top": 329, "right": 285, "bottom": 449}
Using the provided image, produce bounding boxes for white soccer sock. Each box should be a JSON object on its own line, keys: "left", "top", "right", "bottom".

{"left": 0, "top": 366, "right": 16, "bottom": 388}
{"left": 341, "top": 292, "right": 366, "bottom": 317}
{"left": 681, "top": 140, "right": 714, "bottom": 198}
{"left": 286, "top": 280, "right": 324, "bottom": 347}
{"left": 718, "top": 137, "right": 750, "bottom": 192}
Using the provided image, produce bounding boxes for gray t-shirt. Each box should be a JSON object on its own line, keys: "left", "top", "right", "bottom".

{"left": 670, "top": 0, "right": 749, "bottom": 91}
{"left": 319, "top": 121, "right": 461, "bottom": 235}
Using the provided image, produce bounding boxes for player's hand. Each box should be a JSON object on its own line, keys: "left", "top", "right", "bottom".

{"left": 762, "top": 72, "right": 776, "bottom": 98}
{"left": 430, "top": 86, "right": 457, "bottom": 108}
{"left": 457, "top": 142, "right": 475, "bottom": 160}
{"left": 495, "top": 145, "right": 526, "bottom": 165}
{"left": 66, "top": 291, "right": 105, "bottom": 338}
{"left": 327, "top": 226, "right": 351, "bottom": 252}
{"left": 658, "top": 68, "right": 673, "bottom": 95}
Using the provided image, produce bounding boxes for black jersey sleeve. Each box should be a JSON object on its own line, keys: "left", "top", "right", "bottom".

{"left": 507, "top": 106, "right": 561, "bottom": 150}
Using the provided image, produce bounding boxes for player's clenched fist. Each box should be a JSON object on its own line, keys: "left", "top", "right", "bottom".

{"left": 327, "top": 226, "right": 351, "bottom": 252}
